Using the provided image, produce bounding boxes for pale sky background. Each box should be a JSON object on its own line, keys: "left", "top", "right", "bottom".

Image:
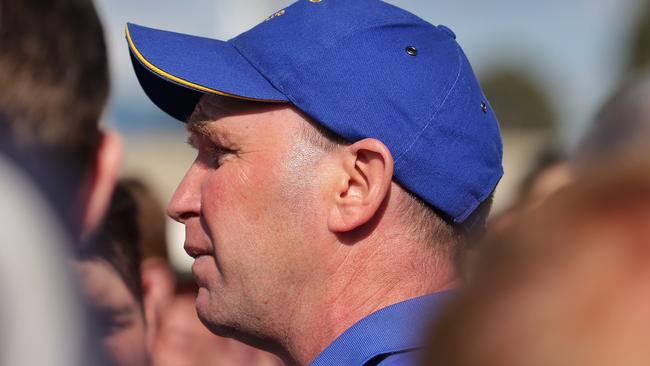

{"left": 95, "top": 0, "right": 645, "bottom": 149}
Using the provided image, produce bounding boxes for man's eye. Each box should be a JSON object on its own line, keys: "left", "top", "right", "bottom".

{"left": 206, "top": 146, "right": 233, "bottom": 167}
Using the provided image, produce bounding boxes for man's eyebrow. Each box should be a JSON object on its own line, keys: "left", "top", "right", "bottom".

{"left": 186, "top": 120, "right": 238, "bottom": 148}
{"left": 186, "top": 119, "right": 212, "bottom": 136}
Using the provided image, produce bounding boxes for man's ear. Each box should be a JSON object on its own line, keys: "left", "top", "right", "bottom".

{"left": 77, "top": 130, "right": 123, "bottom": 240}
{"left": 327, "top": 138, "right": 394, "bottom": 233}
{"left": 140, "top": 257, "right": 176, "bottom": 353}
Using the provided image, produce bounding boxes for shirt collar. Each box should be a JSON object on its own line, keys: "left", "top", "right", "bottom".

{"left": 309, "top": 291, "right": 456, "bottom": 366}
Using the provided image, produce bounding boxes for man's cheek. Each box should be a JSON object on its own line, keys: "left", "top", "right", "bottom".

{"left": 202, "top": 170, "right": 237, "bottom": 205}
{"left": 234, "top": 170, "right": 251, "bottom": 189}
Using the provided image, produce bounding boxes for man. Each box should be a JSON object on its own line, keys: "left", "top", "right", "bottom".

{"left": 0, "top": 0, "right": 122, "bottom": 242}
{"left": 125, "top": 1, "right": 502, "bottom": 365}
{"left": 119, "top": 177, "right": 177, "bottom": 354}
{"left": 76, "top": 182, "right": 150, "bottom": 366}
{"left": 1, "top": 1, "right": 122, "bottom": 365}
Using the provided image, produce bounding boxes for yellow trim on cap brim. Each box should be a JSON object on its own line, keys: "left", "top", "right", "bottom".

{"left": 125, "top": 25, "right": 287, "bottom": 103}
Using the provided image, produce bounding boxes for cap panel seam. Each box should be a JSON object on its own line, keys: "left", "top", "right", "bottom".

{"left": 226, "top": 40, "right": 296, "bottom": 101}
{"left": 284, "top": 16, "right": 430, "bottom": 74}
{"left": 233, "top": 16, "right": 431, "bottom": 95}
{"left": 393, "top": 43, "right": 462, "bottom": 165}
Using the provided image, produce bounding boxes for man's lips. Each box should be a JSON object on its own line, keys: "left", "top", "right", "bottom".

{"left": 184, "top": 242, "right": 212, "bottom": 259}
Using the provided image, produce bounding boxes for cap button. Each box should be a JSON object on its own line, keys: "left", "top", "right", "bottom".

{"left": 438, "top": 25, "right": 456, "bottom": 40}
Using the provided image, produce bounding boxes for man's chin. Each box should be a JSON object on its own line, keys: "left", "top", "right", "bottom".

{"left": 195, "top": 290, "right": 236, "bottom": 338}
{"left": 197, "top": 312, "right": 239, "bottom": 339}
{"left": 195, "top": 298, "right": 282, "bottom": 357}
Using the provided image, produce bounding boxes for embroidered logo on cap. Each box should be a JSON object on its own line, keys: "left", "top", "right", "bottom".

{"left": 265, "top": 9, "right": 285, "bottom": 22}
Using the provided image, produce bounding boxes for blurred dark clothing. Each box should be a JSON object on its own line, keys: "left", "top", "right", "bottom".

{"left": 0, "top": 147, "right": 113, "bottom": 366}
{"left": 0, "top": 129, "right": 83, "bottom": 239}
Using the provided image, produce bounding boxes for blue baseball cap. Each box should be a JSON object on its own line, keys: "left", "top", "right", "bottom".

{"left": 126, "top": 0, "right": 503, "bottom": 224}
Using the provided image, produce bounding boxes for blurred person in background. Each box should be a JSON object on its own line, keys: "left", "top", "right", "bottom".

{"left": 0, "top": 151, "right": 91, "bottom": 366}
{"left": 575, "top": 71, "right": 650, "bottom": 169}
{"left": 490, "top": 149, "right": 572, "bottom": 234}
{"left": 76, "top": 182, "right": 149, "bottom": 366}
{"left": 515, "top": 150, "right": 571, "bottom": 211}
{"left": 125, "top": 1, "right": 502, "bottom": 365}
{"left": 119, "top": 178, "right": 177, "bottom": 352}
{"left": 424, "top": 152, "right": 650, "bottom": 366}
{"left": 0, "top": 0, "right": 121, "bottom": 364}
{"left": 0, "top": 0, "right": 122, "bottom": 243}
{"left": 154, "top": 281, "right": 283, "bottom": 366}
{"left": 468, "top": 149, "right": 571, "bottom": 280}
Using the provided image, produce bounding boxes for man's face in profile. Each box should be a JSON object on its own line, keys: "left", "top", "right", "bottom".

{"left": 167, "top": 97, "right": 329, "bottom": 340}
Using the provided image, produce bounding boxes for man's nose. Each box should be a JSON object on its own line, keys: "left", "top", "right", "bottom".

{"left": 167, "top": 165, "right": 202, "bottom": 224}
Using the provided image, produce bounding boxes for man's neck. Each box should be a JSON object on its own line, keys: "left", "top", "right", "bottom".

{"left": 280, "top": 239, "right": 458, "bottom": 366}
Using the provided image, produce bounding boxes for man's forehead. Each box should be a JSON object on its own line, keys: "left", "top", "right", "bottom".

{"left": 186, "top": 94, "right": 302, "bottom": 137}
{"left": 186, "top": 95, "right": 256, "bottom": 138}
{"left": 189, "top": 94, "right": 285, "bottom": 122}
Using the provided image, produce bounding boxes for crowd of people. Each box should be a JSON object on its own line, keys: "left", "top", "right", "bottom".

{"left": 2, "top": 0, "right": 650, "bottom": 365}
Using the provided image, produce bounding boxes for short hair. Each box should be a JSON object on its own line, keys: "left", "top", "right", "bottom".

{"left": 78, "top": 182, "right": 144, "bottom": 306}
{"left": 298, "top": 113, "right": 494, "bottom": 258}
{"left": 120, "top": 177, "right": 169, "bottom": 260}
{"left": 0, "top": 0, "right": 108, "bottom": 173}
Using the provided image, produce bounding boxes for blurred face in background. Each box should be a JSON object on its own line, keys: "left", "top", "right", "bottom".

{"left": 75, "top": 259, "right": 149, "bottom": 366}
{"left": 153, "top": 285, "right": 282, "bottom": 366}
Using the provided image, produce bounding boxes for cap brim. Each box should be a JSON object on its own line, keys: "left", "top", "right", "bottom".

{"left": 126, "top": 23, "right": 288, "bottom": 122}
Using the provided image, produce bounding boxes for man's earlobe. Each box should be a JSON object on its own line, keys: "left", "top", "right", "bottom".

{"left": 77, "top": 130, "right": 123, "bottom": 241}
{"left": 328, "top": 138, "right": 394, "bottom": 233}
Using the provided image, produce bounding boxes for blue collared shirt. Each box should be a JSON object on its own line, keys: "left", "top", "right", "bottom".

{"left": 309, "top": 291, "right": 455, "bottom": 366}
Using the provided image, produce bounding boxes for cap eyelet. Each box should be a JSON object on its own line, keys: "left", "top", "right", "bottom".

{"left": 481, "top": 102, "right": 488, "bottom": 114}
{"left": 406, "top": 46, "right": 418, "bottom": 56}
